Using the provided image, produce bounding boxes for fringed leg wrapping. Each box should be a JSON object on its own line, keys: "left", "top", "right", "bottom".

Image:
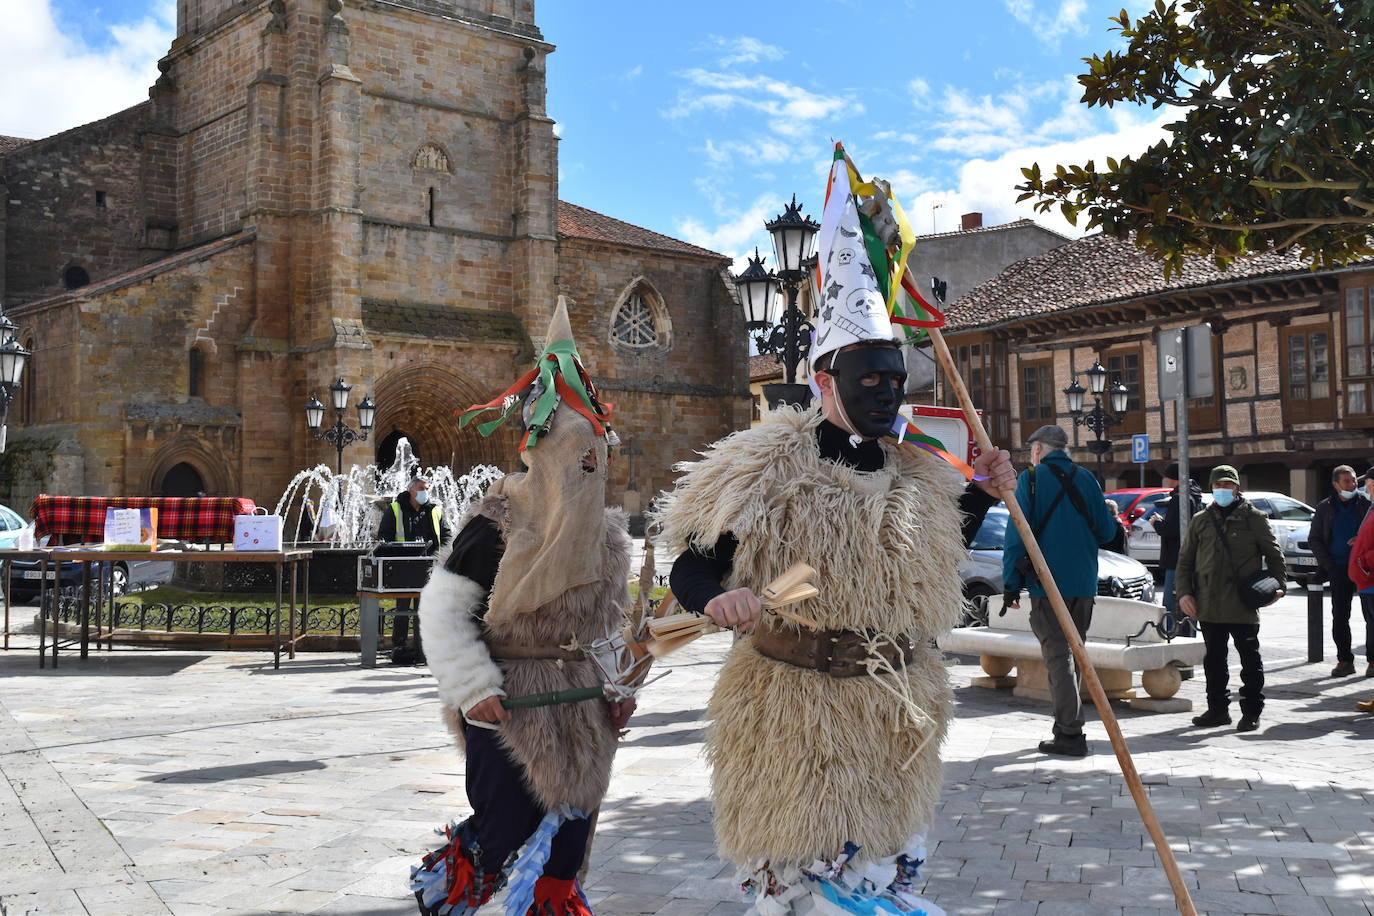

{"left": 739, "top": 832, "right": 945, "bottom": 916}
{"left": 410, "top": 820, "right": 504, "bottom": 916}
{"left": 502, "top": 805, "right": 588, "bottom": 916}
{"left": 526, "top": 877, "right": 594, "bottom": 916}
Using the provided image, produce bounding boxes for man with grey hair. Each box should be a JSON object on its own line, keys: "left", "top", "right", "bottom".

{"left": 1310, "top": 464, "right": 1374, "bottom": 676}
{"left": 378, "top": 476, "right": 449, "bottom": 664}
{"left": 1003, "top": 424, "right": 1119, "bottom": 757}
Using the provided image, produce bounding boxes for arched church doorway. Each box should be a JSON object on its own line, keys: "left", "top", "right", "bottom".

{"left": 372, "top": 362, "right": 517, "bottom": 476}
{"left": 160, "top": 462, "right": 206, "bottom": 497}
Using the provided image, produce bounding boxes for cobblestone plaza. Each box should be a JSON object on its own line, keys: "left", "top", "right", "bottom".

{"left": 1, "top": 591, "right": 1371, "bottom": 915}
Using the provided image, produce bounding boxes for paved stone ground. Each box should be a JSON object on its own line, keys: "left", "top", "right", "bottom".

{"left": 1, "top": 590, "right": 1371, "bottom": 916}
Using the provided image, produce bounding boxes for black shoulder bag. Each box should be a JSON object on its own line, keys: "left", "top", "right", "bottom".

{"left": 1210, "top": 511, "right": 1282, "bottom": 609}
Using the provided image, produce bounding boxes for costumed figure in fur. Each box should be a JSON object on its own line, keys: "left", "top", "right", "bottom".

{"left": 657, "top": 146, "right": 1015, "bottom": 915}
{"left": 411, "top": 298, "right": 633, "bottom": 916}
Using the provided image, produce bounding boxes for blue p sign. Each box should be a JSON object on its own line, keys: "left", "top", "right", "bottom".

{"left": 1131, "top": 434, "right": 1149, "bottom": 464}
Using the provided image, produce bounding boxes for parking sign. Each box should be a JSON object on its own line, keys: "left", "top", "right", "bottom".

{"left": 1131, "top": 434, "right": 1149, "bottom": 464}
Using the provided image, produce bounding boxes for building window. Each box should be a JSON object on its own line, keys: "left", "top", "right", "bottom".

{"left": 1344, "top": 286, "right": 1374, "bottom": 419}
{"left": 95, "top": 190, "right": 107, "bottom": 209}
{"left": 427, "top": 187, "right": 436, "bottom": 227}
{"left": 1103, "top": 346, "right": 1144, "bottom": 434}
{"left": 944, "top": 336, "right": 1009, "bottom": 441}
{"left": 1282, "top": 324, "right": 1334, "bottom": 424}
{"left": 609, "top": 280, "right": 671, "bottom": 352}
{"left": 63, "top": 265, "right": 90, "bottom": 290}
{"left": 1019, "top": 357, "right": 1055, "bottom": 441}
{"left": 189, "top": 346, "right": 204, "bottom": 398}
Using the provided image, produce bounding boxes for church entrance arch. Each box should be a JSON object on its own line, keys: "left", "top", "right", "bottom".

{"left": 142, "top": 438, "right": 234, "bottom": 497}
{"left": 371, "top": 363, "right": 515, "bottom": 477}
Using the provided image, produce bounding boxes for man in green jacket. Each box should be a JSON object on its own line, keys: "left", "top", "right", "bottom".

{"left": 1176, "top": 465, "right": 1286, "bottom": 732}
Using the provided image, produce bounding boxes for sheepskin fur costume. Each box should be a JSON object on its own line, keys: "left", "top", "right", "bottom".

{"left": 421, "top": 495, "right": 631, "bottom": 813}
{"left": 656, "top": 408, "right": 968, "bottom": 870}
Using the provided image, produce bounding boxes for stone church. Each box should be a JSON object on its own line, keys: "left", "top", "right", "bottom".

{"left": 0, "top": 0, "right": 748, "bottom": 516}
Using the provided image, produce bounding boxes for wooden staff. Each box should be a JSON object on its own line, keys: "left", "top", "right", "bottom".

{"left": 926, "top": 319, "right": 1197, "bottom": 916}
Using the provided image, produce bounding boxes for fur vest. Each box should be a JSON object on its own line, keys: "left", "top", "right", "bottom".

{"left": 656, "top": 409, "right": 968, "bottom": 869}
{"left": 421, "top": 496, "right": 631, "bottom": 813}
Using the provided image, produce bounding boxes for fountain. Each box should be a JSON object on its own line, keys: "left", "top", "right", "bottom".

{"left": 175, "top": 439, "right": 503, "bottom": 594}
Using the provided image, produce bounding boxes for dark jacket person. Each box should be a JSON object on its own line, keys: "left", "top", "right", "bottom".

{"left": 377, "top": 477, "right": 450, "bottom": 663}
{"left": 1176, "top": 465, "right": 1285, "bottom": 732}
{"left": 1308, "top": 464, "right": 1374, "bottom": 677}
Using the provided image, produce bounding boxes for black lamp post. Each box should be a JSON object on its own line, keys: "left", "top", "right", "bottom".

{"left": 734, "top": 194, "right": 820, "bottom": 409}
{"left": 1064, "top": 360, "right": 1131, "bottom": 472}
{"left": 0, "top": 309, "right": 32, "bottom": 453}
{"left": 304, "top": 376, "right": 376, "bottom": 473}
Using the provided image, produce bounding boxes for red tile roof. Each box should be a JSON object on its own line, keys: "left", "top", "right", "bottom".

{"left": 944, "top": 232, "right": 1324, "bottom": 331}
{"left": 0, "top": 135, "right": 33, "bottom": 156}
{"left": 558, "top": 201, "right": 727, "bottom": 260}
{"left": 749, "top": 353, "right": 782, "bottom": 381}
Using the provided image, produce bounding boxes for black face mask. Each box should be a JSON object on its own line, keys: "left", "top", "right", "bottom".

{"left": 826, "top": 346, "right": 907, "bottom": 440}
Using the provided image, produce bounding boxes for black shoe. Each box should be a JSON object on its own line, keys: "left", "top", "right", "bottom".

{"left": 1332, "top": 660, "right": 1356, "bottom": 677}
{"left": 1237, "top": 716, "right": 1259, "bottom": 732}
{"left": 411, "top": 652, "right": 427, "bottom": 667}
{"left": 1038, "top": 734, "right": 1088, "bottom": 757}
{"left": 1366, "top": 663, "right": 1374, "bottom": 678}
{"left": 1192, "top": 709, "right": 1232, "bottom": 727}
{"left": 391, "top": 644, "right": 416, "bottom": 665}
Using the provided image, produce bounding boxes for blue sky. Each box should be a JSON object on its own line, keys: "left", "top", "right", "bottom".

{"left": 2, "top": 0, "right": 1166, "bottom": 268}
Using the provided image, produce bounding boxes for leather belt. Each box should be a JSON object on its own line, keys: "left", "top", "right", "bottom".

{"left": 752, "top": 623, "right": 916, "bottom": 678}
{"left": 485, "top": 641, "right": 586, "bottom": 662}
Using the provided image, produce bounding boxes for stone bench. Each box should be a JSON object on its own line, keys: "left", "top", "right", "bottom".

{"left": 937, "top": 595, "right": 1207, "bottom": 713}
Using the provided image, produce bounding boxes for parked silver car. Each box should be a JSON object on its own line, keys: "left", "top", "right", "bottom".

{"left": 1126, "top": 490, "right": 1317, "bottom": 581}
{"left": 960, "top": 504, "right": 1156, "bottom": 624}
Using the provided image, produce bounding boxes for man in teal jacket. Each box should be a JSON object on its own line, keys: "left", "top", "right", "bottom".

{"left": 1003, "top": 425, "right": 1120, "bottom": 757}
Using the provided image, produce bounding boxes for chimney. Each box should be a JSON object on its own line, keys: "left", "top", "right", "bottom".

{"left": 960, "top": 212, "right": 983, "bottom": 231}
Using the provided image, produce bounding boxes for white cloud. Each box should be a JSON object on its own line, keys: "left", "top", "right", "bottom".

{"left": 675, "top": 194, "right": 786, "bottom": 271}
{"left": 667, "top": 70, "right": 857, "bottom": 128}
{"left": 900, "top": 113, "right": 1171, "bottom": 238}
{"left": 908, "top": 77, "right": 933, "bottom": 109}
{"left": 624, "top": 64, "right": 643, "bottom": 80}
{"left": 0, "top": 0, "right": 175, "bottom": 140}
{"left": 704, "top": 35, "right": 785, "bottom": 67}
{"left": 1003, "top": 0, "right": 1089, "bottom": 44}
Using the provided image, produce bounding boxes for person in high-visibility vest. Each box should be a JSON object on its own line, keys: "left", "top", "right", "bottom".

{"left": 377, "top": 476, "right": 449, "bottom": 664}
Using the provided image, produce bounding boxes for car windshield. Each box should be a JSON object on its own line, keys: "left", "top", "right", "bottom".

{"left": 971, "top": 509, "right": 1009, "bottom": 550}
{"left": 1269, "top": 497, "right": 1313, "bottom": 521}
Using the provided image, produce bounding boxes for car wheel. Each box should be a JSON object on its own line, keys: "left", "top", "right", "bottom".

{"left": 963, "top": 586, "right": 995, "bottom": 627}
{"left": 109, "top": 564, "right": 129, "bottom": 597}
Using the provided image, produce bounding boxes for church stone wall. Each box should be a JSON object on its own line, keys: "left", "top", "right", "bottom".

{"left": 556, "top": 239, "right": 752, "bottom": 508}
{"left": 361, "top": 223, "right": 513, "bottom": 309}
{"left": 1, "top": 105, "right": 160, "bottom": 303}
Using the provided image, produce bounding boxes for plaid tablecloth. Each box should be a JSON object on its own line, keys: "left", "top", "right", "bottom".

{"left": 30, "top": 495, "right": 258, "bottom": 544}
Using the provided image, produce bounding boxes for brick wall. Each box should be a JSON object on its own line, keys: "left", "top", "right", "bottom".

{"left": 1, "top": 105, "right": 163, "bottom": 303}
{"left": 556, "top": 239, "right": 751, "bottom": 508}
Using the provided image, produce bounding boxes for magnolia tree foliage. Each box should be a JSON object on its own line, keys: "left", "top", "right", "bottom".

{"left": 1017, "top": 0, "right": 1374, "bottom": 275}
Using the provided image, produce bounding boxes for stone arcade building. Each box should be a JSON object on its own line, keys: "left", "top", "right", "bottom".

{"left": 0, "top": 0, "right": 748, "bottom": 513}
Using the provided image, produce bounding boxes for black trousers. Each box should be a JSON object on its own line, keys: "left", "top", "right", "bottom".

{"left": 1328, "top": 564, "right": 1374, "bottom": 663}
{"left": 392, "top": 597, "right": 419, "bottom": 647}
{"left": 1200, "top": 621, "right": 1264, "bottom": 718}
{"left": 459, "top": 724, "right": 590, "bottom": 879}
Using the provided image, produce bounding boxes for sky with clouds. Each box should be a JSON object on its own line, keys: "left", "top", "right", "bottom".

{"left": 1, "top": 0, "right": 1168, "bottom": 270}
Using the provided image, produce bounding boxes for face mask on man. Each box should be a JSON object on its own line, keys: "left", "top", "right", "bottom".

{"left": 1212, "top": 487, "right": 1236, "bottom": 508}
{"left": 414, "top": 489, "right": 430, "bottom": 505}
{"left": 1339, "top": 488, "right": 1357, "bottom": 501}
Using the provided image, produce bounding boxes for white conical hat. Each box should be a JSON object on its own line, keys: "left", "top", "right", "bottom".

{"left": 810, "top": 164, "right": 895, "bottom": 370}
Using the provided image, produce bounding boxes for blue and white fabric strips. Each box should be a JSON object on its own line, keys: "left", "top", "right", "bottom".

{"left": 503, "top": 803, "right": 587, "bottom": 916}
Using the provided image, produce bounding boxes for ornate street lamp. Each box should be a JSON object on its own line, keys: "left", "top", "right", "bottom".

{"left": 0, "top": 307, "right": 32, "bottom": 453}
{"left": 304, "top": 376, "right": 375, "bottom": 473}
{"left": 735, "top": 194, "right": 820, "bottom": 409}
{"left": 1064, "top": 362, "right": 1131, "bottom": 472}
